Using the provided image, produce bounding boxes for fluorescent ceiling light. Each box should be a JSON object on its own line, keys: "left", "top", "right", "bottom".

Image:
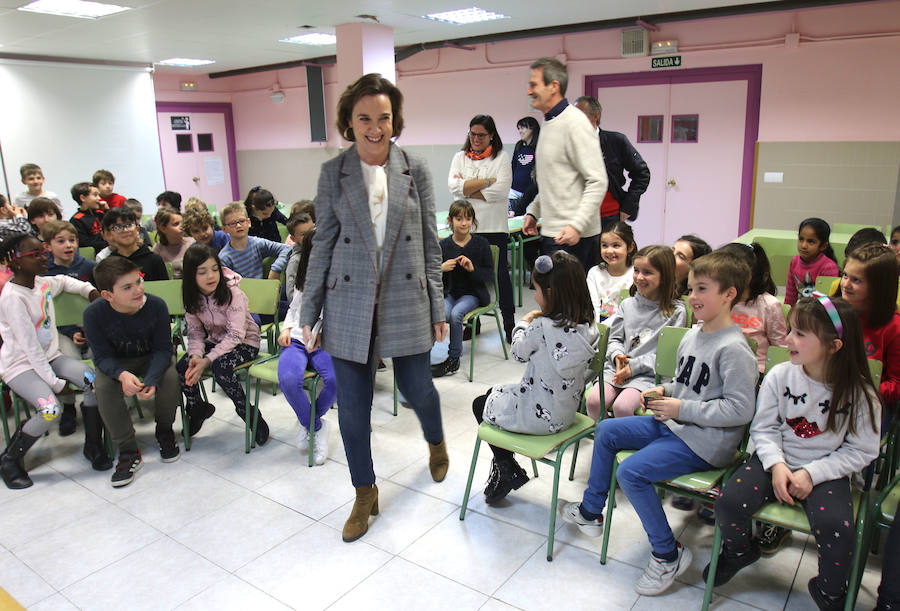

{"left": 18, "top": 0, "right": 129, "bottom": 19}
{"left": 280, "top": 33, "right": 336, "bottom": 45}
{"left": 423, "top": 7, "right": 509, "bottom": 25}
{"left": 156, "top": 58, "right": 215, "bottom": 67}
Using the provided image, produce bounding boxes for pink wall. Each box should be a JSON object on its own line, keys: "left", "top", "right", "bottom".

{"left": 152, "top": 0, "right": 900, "bottom": 150}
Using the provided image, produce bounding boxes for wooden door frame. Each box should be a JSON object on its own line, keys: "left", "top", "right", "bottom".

{"left": 585, "top": 64, "right": 762, "bottom": 234}
{"left": 155, "top": 101, "right": 240, "bottom": 201}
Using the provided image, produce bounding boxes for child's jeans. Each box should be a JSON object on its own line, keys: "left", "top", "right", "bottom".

{"left": 444, "top": 294, "right": 480, "bottom": 359}
{"left": 581, "top": 416, "right": 711, "bottom": 557}
{"left": 176, "top": 342, "right": 258, "bottom": 411}
{"left": 278, "top": 339, "right": 336, "bottom": 432}
{"left": 5, "top": 356, "right": 96, "bottom": 438}
{"left": 716, "top": 454, "right": 854, "bottom": 596}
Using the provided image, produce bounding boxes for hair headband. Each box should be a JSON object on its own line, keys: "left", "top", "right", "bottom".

{"left": 812, "top": 291, "right": 843, "bottom": 339}
{"left": 534, "top": 254, "right": 553, "bottom": 274}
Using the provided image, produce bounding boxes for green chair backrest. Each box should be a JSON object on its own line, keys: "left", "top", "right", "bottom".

{"left": 79, "top": 247, "right": 95, "bottom": 261}
{"left": 165, "top": 262, "right": 174, "bottom": 280}
{"left": 588, "top": 323, "right": 610, "bottom": 373}
{"left": 143, "top": 279, "right": 184, "bottom": 316}
{"left": 815, "top": 275, "right": 839, "bottom": 295}
{"left": 619, "top": 287, "right": 631, "bottom": 303}
{"left": 681, "top": 295, "right": 693, "bottom": 327}
{"left": 870, "top": 358, "right": 883, "bottom": 386}
{"left": 277, "top": 223, "right": 289, "bottom": 241}
{"left": 782, "top": 302, "right": 791, "bottom": 326}
{"left": 770, "top": 254, "right": 792, "bottom": 287}
{"left": 261, "top": 256, "right": 275, "bottom": 279}
{"left": 53, "top": 292, "right": 90, "bottom": 327}
{"left": 239, "top": 278, "right": 280, "bottom": 316}
{"left": 834, "top": 223, "right": 877, "bottom": 235}
{"left": 655, "top": 326, "right": 689, "bottom": 381}
{"left": 765, "top": 345, "right": 790, "bottom": 374}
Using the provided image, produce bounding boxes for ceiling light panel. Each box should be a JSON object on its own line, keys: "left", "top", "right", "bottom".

{"left": 279, "top": 33, "right": 336, "bottom": 45}
{"left": 156, "top": 58, "right": 215, "bottom": 67}
{"left": 422, "top": 7, "right": 509, "bottom": 25}
{"left": 18, "top": 0, "right": 130, "bottom": 19}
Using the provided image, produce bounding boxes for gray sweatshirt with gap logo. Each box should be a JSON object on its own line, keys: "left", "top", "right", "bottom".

{"left": 661, "top": 324, "right": 758, "bottom": 467}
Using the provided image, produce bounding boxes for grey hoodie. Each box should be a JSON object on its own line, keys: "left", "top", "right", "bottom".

{"left": 484, "top": 316, "right": 599, "bottom": 435}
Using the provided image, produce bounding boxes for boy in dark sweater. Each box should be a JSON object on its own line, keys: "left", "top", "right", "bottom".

{"left": 84, "top": 257, "right": 181, "bottom": 488}
{"left": 101, "top": 208, "right": 168, "bottom": 281}
{"left": 560, "top": 250, "right": 758, "bottom": 597}
{"left": 69, "top": 182, "right": 106, "bottom": 254}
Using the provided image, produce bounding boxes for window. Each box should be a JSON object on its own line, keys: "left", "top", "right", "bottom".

{"left": 637, "top": 115, "right": 663, "bottom": 143}
{"left": 197, "top": 133, "right": 213, "bottom": 152}
{"left": 672, "top": 114, "right": 699, "bottom": 143}
{"left": 176, "top": 133, "right": 193, "bottom": 152}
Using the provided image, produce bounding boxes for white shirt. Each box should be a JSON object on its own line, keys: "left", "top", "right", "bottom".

{"left": 360, "top": 159, "right": 388, "bottom": 272}
{"left": 448, "top": 151, "right": 513, "bottom": 234}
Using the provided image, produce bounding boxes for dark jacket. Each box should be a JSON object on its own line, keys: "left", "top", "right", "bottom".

{"left": 70, "top": 209, "right": 107, "bottom": 254}
{"left": 599, "top": 129, "right": 651, "bottom": 220}
{"left": 46, "top": 253, "right": 95, "bottom": 283}
{"left": 111, "top": 245, "right": 169, "bottom": 281}
{"left": 440, "top": 234, "right": 493, "bottom": 307}
{"left": 248, "top": 208, "right": 288, "bottom": 244}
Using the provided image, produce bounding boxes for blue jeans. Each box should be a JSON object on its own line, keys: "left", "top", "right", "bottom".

{"left": 331, "top": 335, "right": 444, "bottom": 488}
{"left": 581, "top": 416, "right": 711, "bottom": 556}
{"left": 444, "top": 294, "right": 480, "bottom": 359}
{"left": 277, "top": 340, "right": 337, "bottom": 432}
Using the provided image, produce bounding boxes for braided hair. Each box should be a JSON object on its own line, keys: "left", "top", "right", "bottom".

{"left": 0, "top": 232, "right": 35, "bottom": 266}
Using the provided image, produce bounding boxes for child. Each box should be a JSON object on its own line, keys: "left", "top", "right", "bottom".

{"left": 100, "top": 208, "right": 168, "bottom": 281}
{"left": 27, "top": 197, "right": 61, "bottom": 233}
{"left": 177, "top": 244, "right": 269, "bottom": 445}
{"left": 673, "top": 234, "right": 711, "bottom": 297}
{"left": 432, "top": 200, "right": 493, "bottom": 378}
{"left": 152, "top": 208, "right": 195, "bottom": 278}
{"left": 560, "top": 250, "right": 757, "bottom": 596}
{"left": 245, "top": 187, "right": 288, "bottom": 244}
{"left": 277, "top": 228, "right": 337, "bottom": 464}
{"left": 290, "top": 200, "right": 315, "bottom": 223}
{"left": 218, "top": 203, "right": 290, "bottom": 281}
{"left": 0, "top": 233, "right": 108, "bottom": 489}
{"left": 840, "top": 243, "right": 900, "bottom": 408}
{"left": 93, "top": 169, "right": 126, "bottom": 209}
{"left": 587, "top": 221, "right": 637, "bottom": 322}
{"left": 706, "top": 295, "right": 880, "bottom": 610}
{"left": 586, "top": 245, "right": 686, "bottom": 420}
{"left": 14, "top": 163, "right": 61, "bottom": 213}
{"left": 890, "top": 225, "right": 900, "bottom": 267}
{"left": 143, "top": 191, "right": 182, "bottom": 233}
{"left": 69, "top": 182, "right": 106, "bottom": 254}
{"left": 472, "top": 251, "right": 598, "bottom": 504}
{"left": 123, "top": 198, "right": 153, "bottom": 247}
{"left": 84, "top": 257, "right": 182, "bottom": 487}
{"left": 785, "top": 217, "right": 840, "bottom": 306}
{"left": 284, "top": 213, "right": 314, "bottom": 299}
{"left": 183, "top": 206, "right": 229, "bottom": 254}
{"left": 719, "top": 242, "right": 787, "bottom": 377}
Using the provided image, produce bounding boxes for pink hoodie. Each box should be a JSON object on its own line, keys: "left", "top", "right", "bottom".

{"left": 185, "top": 267, "right": 261, "bottom": 361}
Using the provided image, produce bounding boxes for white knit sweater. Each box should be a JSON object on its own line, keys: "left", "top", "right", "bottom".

{"left": 448, "top": 150, "right": 512, "bottom": 234}
{"left": 526, "top": 104, "right": 608, "bottom": 238}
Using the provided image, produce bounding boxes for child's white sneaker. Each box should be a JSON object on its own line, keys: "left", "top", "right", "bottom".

{"left": 297, "top": 428, "right": 310, "bottom": 452}
{"left": 312, "top": 420, "right": 329, "bottom": 466}
{"left": 558, "top": 500, "right": 604, "bottom": 537}
{"left": 634, "top": 542, "right": 692, "bottom": 596}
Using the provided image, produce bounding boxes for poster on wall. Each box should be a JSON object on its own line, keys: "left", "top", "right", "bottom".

{"left": 205, "top": 157, "right": 225, "bottom": 186}
{"left": 171, "top": 116, "right": 190, "bottom": 130}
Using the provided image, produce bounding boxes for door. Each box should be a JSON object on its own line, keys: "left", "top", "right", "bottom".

{"left": 156, "top": 106, "right": 238, "bottom": 210}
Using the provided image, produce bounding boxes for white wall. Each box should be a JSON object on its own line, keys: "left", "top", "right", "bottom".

{"left": 0, "top": 60, "right": 165, "bottom": 218}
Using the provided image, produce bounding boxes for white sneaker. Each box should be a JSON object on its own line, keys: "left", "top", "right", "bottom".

{"left": 558, "top": 500, "right": 604, "bottom": 537}
{"left": 312, "top": 420, "right": 329, "bottom": 466}
{"left": 296, "top": 428, "right": 310, "bottom": 452}
{"left": 634, "top": 542, "right": 692, "bottom": 596}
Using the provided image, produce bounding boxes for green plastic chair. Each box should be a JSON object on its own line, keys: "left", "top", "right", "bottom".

{"left": 459, "top": 412, "right": 597, "bottom": 561}
{"left": 681, "top": 295, "right": 694, "bottom": 327}
{"left": 78, "top": 246, "right": 95, "bottom": 261}
{"left": 815, "top": 275, "right": 840, "bottom": 295}
{"left": 462, "top": 245, "right": 509, "bottom": 382}
{"left": 834, "top": 223, "right": 878, "bottom": 235}
{"left": 854, "top": 472, "right": 900, "bottom": 607}
{"left": 782, "top": 302, "right": 791, "bottom": 326}
{"left": 567, "top": 323, "right": 611, "bottom": 479}
{"left": 770, "top": 253, "right": 792, "bottom": 287}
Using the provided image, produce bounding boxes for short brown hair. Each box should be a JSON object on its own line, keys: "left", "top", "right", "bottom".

{"left": 335, "top": 73, "right": 404, "bottom": 142}
{"left": 220, "top": 202, "right": 246, "bottom": 225}
{"left": 182, "top": 207, "right": 214, "bottom": 237}
{"left": 291, "top": 200, "right": 315, "bottom": 222}
{"left": 183, "top": 197, "right": 206, "bottom": 215}
{"left": 92, "top": 169, "right": 114, "bottom": 185}
{"left": 94, "top": 256, "right": 139, "bottom": 292}
{"left": 286, "top": 213, "right": 312, "bottom": 237}
{"left": 27, "top": 197, "right": 61, "bottom": 222}
{"left": 20, "top": 163, "right": 42, "bottom": 179}
{"left": 689, "top": 250, "right": 751, "bottom": 307}
{"left": 40, "top": 220, "right": 77, "bottom": 242}
{"left": 447, "top": 199, "right": 477, "bottom": 231}
{"left": 530, "top": 57, "right": 568, "bottom": 96}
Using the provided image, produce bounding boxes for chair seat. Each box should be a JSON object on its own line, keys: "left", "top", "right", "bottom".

{"left": 478, "top": 412, "right": 596, "bottom": 459}
{"left": 247, "top": 354, "right": 317, "bottom": 385}
{"left": 614, "top": 449, "right": 739, "bottom": 493}
{"left": 463, "top": 304, "right": 497, "bottom": 323}
{"left": 753, "top": 489, "right": 863, "bottom": 532}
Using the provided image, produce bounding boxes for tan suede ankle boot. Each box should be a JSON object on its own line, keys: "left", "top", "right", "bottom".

{"left": 428, "top": 439, "right": 449, "bottom": 482}
{"left": 342, "top": 484, "right": 379, "bottom": 542}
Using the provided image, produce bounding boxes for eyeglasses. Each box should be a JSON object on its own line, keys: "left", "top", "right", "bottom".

{"left": 468, "top": 131, "right": 491, "bottom": 139}
{"left": 224, "top": 218, "right": 250, "bottom": 228}
{"left": 110, "top": 223, "right": 136, "bottom": 233}
{"left": 15, "top": 249, "right": 45, "bottom": 260}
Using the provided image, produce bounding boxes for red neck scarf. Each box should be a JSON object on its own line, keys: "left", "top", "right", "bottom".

{"left": 465, "top": 145, "right": 493, "bottom": 161}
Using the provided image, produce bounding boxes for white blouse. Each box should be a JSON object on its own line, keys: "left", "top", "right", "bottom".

{"left": 448, "top": 150, "right": 513, "bottom": 234}
{"left": 360, "top": 159, "right": 388, "bottom": 270}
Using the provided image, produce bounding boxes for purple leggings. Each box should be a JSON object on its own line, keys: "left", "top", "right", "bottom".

{"left": 277, "top": 339, "right": 336, "bottom": 432}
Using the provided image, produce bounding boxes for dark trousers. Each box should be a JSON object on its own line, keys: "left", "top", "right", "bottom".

{"left": 540, "top": 234, "right": 599, "bottom": 272}
{"left": 176, "top": 342, "right": 258, "bottom": 411}
{"left": 878, "top": 513, "right": 900, "bottom": 607}
{"left": 716, "top": 454, "right": 855, "bottom": 596}
{"left": 477, "top": 232, "right": 514, "bottom": 325}
{"left": 472, "top": 387, "right": 513, "bottom": 462}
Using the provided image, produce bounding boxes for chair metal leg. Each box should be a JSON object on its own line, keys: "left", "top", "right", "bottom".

{"left": 468, "top": 319, "right": 477, "bottom": 382}
{"left": 701, "top": 525, "right": 724, "bottom": 611}
{"left": 546, "top": 445, "right": 569, "bottom": 561}
{"left": 460, "top": 437, "right": 482, "bottom": 520}
{"left": 493, "top": 313, "right": 509, "bottom": 360}
{"left": 180, "top": 394, "right": 191, "bottom": 451}
{"left": 1, "top": 390, "right": 10, "bottom": 445}
{"left": 568, "top": 439, "right": 581, "bottom": 481}
{"left": 244, "top": 372, "right": 252, "bottom": 453}
{"left": 599, "top": 461, "right": 619, "bottom": 564}
{"left": 531, "top": 459, "right": 539, "bottom": 478}
{"left": 392, "top": 371, "right": 398, "bottom": 416}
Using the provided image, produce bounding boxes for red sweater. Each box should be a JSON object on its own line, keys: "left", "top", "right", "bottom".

{"left": 861, "top": 311, "right": 900, "bottom": 405}
{"left": 102, "top": 193, "right": 127, "bottom": 209}
{"left": 785, "top": 253, "right": 839, "bottom": 306}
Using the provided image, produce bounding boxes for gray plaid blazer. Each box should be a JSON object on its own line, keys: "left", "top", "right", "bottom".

{"left": 299, "top": 144, "right": 444, "bottom": 364}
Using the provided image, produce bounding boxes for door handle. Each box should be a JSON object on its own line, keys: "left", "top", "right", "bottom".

{"left": 667, "top": 179, "right": 676, "bottom": 187}
{"left": 192, "top": 176, "right": 200, "bottom": 183}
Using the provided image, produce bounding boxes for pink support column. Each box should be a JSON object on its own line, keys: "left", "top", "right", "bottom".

{"left": 336, "top": 22, "right": 395, "bottom": 95}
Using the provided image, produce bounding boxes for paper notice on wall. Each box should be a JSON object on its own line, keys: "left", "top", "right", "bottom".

{"left": 205, "top": 157, "right": 225, "bottom": 186}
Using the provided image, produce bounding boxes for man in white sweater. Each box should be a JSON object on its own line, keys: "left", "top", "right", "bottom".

{"left": 522, "top": 57, "right": 608, "bottom": 270}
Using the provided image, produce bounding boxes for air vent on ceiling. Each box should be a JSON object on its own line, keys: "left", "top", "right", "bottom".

{"left": 621, "top": 28, "right": 649, "bottom": 58}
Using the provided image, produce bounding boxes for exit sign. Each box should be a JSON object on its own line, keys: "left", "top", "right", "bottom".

{"left": 651, "top": 55, "right": 682, "bottom": 69}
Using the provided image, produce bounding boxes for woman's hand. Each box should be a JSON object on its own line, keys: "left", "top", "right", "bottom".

{"left": 457, "top": 256, "right": 474, "bottom": 272}
{"left": 302, "top": 325, "right": 320, "bottom": 351}
{"left": 434, "top": 322, "right": 448, "bottom": 342}
{"left": 771, "top": 463, "right": 795, "bottom": 505}
{"left": 441, "top": 259, "right": 458, "bottom": 272}
{"left": 278, "top": 327, "right": 292, "bottom": 347}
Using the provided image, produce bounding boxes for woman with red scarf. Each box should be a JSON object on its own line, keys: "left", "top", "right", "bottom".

{"left": 448, "top": 115, "right": 515, "bottom": 342}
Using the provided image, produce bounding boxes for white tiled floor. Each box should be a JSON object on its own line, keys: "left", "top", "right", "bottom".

{"left": 0, "top": 289, "right": 889, "bottom": 610}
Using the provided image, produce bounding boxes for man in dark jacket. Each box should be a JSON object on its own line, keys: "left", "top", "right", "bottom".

{"left": 575, "top": 96, "right": 651, "bottom": 226}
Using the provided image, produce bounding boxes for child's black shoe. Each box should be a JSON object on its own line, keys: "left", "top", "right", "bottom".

{"left": 187, "top": 401, "right": 216, "bottom": 437}
{"left": 156, "top": 428, "right": 180, "bottom": 463}
{"left": 807, "top": 577, "right": 846, "bottom": 611}
{"left": 484, "top": 457, "right": 530, "bottom": 505}
{"left": 431, "top": 358, "right": 460, "bottom": 378}
{"left": 59, "top": 404, "right": 77, "bottom": 436}
{"left": 702, "top": 543, "right": 761, "bottom": 586}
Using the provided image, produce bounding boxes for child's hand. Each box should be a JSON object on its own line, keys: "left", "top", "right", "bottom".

{"left": 457, "top": 256, "right": 474, "bottom": 272}
{"left": 73, "top": 331, "right": 87, "bottom": 346}
{"left": 612, "top": 355, "right": 631, "bottom": 384}
{"left": 278, "top": 328, "right": 292, "bottom": 347}
{"left": 771, "top": 463, "right": 796, "bottom": 505}
{"left": 640, "top": 386, "right": 665, "bottom": 406}
{"left": 788, "top": 468, "right": 814, "bottom": 500}
{"left": 185, "top": 356, "right": 210, "bottom": 386}
{"left": 301, "top": 325, "right": 320, "bottom": 351}
{"left": 137, "top": 385, "right": 156, "bottom": 400}
{"left": 647, "top": 396, "right": 680, "bottom": 421}
{"left": 441, "top": 259, "right": 457, "bottom": 272}
{"left": 522, "top": 309, "right": 542, "bottom": 324}
{"left": 118, "top": 371, "right": 144, "bottom": 396}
